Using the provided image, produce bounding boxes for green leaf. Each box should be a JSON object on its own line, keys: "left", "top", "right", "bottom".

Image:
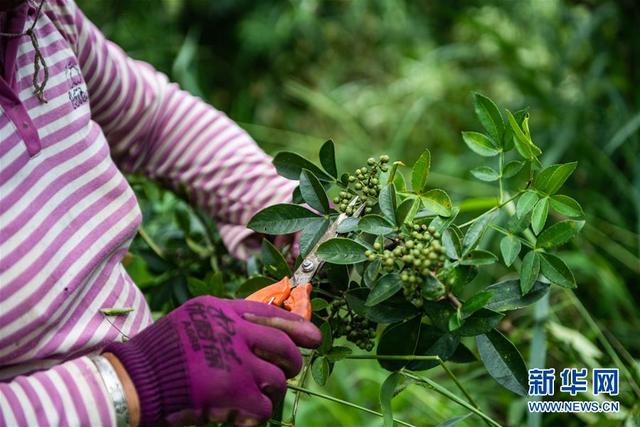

{"left": 187, "top": 277, "right": 209, "bottom": 297}
{"left": 461, "top": 249, "right": 498, "bottom": 266}
{"left": 298, "top": 218, "right": 330, "bottom": 258}
{"left": 311, "top": 356, "right": 330, "bottom": 386}
{"left": 476, "top": 330, "right": 528, "bottom": 396}
{"left": 379, "top": 184, "right": 398, "bottom": 225}
{"left": 380, "top": 372, "right": 404, "bottom": 427}
{"left": 429, "top": 207, "right": 460, "bottom": 234}
{"left": 336, "top": 217, "right": 359, "bottom": 234}
{"left": 396, "top": 197, "right": 418, "bottom": 225}
{"left": 461, "top": 131, "right": 500, "bottom": 157}
{"left": 520, "top": 251, "right": 541, "bottom": 294}
{"left": 206, "top": 271, "right": 225, "bottom": 296}
{"left": 436, "top": 414, "right": 472, "bottom": 427}
{"left": 326, "top": 346, "right": 353, "bottom": 362}
{"left": 411, "top": 150, "right": 431, "bottom": 194}
{"left": 317, "top": 238, "right": 368, "bottom": 264}
{"left": 174, "top": 207, "right": 191, "bottom": 236}
{"left": 449, "top": 344, "right": 477, "bottom": 363}
{"left": 540, "top": 253, "right": 576, "bottom": 288}
{"left": 471, "top": 166, "right": 500, "bottom": 182}
{"left": 500, "top": 235, "right": 521, "bottom": 267}
{"left": 536, "top": 220, "right": 583, "bottom": 249}
{"left": 299, "top": 169, "right": 329, "bottom": 213}
{"left": 462, "top": 212, "right": 494, "bottom": 255}
{"left": 273, "top": 151, "right": 333, "bottom": 181}
{"left": 441, "top": 229, "right": 460, "bottom": 260}
{"left": 407, "top": 326, "right": 460, "bottom": 370}
{"left": 502, "top": 160, "right": 525, "bottom": 178}
{"left": 377, "top": 316, "right": 422, "bottom": 371}
{"left": 248, "top": 204, "right": 320, "bottom": 234}
{"left": 484, "top": 279, "right": 550, "bottom": 312}
{"left": 363, "top": 259, "right": 381, "bottom": 288}
{"left": 318, "top": 322, "right": 333, "bottom": 354}
{"left": 420, "top": 189, "right": 452, "bottom": 217}
{"left": 455, "top": 309, "right": 504, "bottom": 337}
{"left": 533, "top": 162, "right": 577, "bottom": 194}
{"left": 461, "top": 291, "right": 494, "bottom": 319}
{"left": 311, "top": 298, "right": 329, "bottom": 311}
{"left": 506, "top": 110, "right": 542, "bottom": 160}
{"left": 531, "top": 198, "right": 550, "bottom": 235}
{"left": 550, "top": 195, "right": 584, "bottom": 218}
{"left": 473, "top": 92, "right": 504, "bottom": 143}
{"left": 235, "top": 275, "right": 273, "bottom": 298}
{"left": 261, "top": 239, "right": 291, "bottom": 279}
{"left": 366, "top": 273, "right": 403, "bottom": 306}
{"left": 440, "top": 265, "right": 477, "bottom": 295}
{"left": 516, "top": 191, "right": 539, "bottom": 218}
{"left": 319, "top": 140, "right": 337, "bottom": 178}
{"left": 448, "top": 309, "right": 462, "bottom": 331}
{"left": 345, "top": 288, "right": 420, "bottom": 323}
{"left": 358, "top": 215, "right": 395, "bottom": 235}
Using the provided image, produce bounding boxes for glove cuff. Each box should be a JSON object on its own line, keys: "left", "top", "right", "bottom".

{"left": 104, "top": 318, "right": 191, "bottom": 426}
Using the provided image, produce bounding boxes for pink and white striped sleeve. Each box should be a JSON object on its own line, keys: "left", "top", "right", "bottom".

{"left": 58, "top": 1, "right": 296, "bottom": 259}
{"left": 0, "top": 357, "right": 115, "bottom": 426}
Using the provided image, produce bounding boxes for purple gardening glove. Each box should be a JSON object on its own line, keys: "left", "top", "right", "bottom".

{"left": 105, "top": 296, "right": 321, "bottom": 427}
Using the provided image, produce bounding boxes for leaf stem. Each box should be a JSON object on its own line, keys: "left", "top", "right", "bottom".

{"left": 286, "top": 384, "right": 418, "bottom": 427}
{"left": 498, "top": 151, "right": 505, "bottom": 204}
{"left": 343, "top": 354, "right": 479, "bottom": 412}
{"left": 458, "top": 191, "right": 524, "bottom": 230}
{"left": 401, "top": 371, "right": 503, "bottom": 427}
{"left": 488, "top": 223, "right": 534, "bottom": 249}
{"left": 138, "top": 226, "right": 166, "bottom": 260}
{"left": 289, "top": 351, "right": 314, "bottom": 425}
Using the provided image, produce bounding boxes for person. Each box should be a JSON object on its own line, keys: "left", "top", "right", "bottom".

{"left": 0, "top": 0, "right": 322, "bottom": 426}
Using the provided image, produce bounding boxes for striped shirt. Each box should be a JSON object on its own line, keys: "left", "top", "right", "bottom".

{"left": 0, "top": 0, "right": 295, "bottom": 425}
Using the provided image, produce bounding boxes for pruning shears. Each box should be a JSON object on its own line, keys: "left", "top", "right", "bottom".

{"left": 246, "top": 198, "right": 366, "bottom": 320}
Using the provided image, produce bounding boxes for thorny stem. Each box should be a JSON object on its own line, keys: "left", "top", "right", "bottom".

{"left": 458, "top": 190, "right": 524, "bottom": 229}
{"left": 401, "top": 371, "right": 503, "bottom": 427}
{"left": 286, "top": 384, "right": 418, "bottom": 427}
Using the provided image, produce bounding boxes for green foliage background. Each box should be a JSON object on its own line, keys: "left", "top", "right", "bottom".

{"left": 77, "top": 1, "right": 639, "bottom": 426}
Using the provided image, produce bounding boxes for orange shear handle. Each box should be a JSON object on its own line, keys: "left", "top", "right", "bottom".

{"left": 283, "top": 283, "right": 312, "bottom": 320}
{"left": 245, "top": 277, "right": 312, "bottom": 320}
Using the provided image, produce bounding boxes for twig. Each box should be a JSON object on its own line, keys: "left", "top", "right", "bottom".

{"left": 289, "top": 351, "right": 314, "bottom": 425}
{"left": 458, "top": 191, "right": 524, "bottom": 229}
{"left": 343, "top": 354, "right": 480, "bottom": 412}
{"left": 286, "top": 384, "right": 418, "bottom": 427}
{"left": 401, "top": 371, "right": 503, "bottom": 427}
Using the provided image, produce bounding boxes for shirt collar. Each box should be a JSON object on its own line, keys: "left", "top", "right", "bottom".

{"left": 0, "top": 1, "right": 35, "bottom": 34}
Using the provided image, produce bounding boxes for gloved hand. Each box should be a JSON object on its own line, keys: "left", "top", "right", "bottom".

{"left": 104, "top": 296, "right": 321, "bottom": 427}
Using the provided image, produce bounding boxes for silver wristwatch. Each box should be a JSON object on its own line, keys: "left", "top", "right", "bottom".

{"left": 91, "top": 355, "right": 130, "bottom": 427}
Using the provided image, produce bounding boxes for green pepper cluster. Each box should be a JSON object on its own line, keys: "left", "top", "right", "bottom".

{"left": 333, "top": 155, "right": 390, "bottom": 215}
{"left": 329, "top": 300, "right": 376, "bottom": 351}
{"left": 365, "top": 223, "right": 447, "bottom": 307}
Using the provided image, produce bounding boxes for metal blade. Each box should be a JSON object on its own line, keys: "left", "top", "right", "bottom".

{"left": 291, "top": 197, "right": 366, "bottom": 286}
